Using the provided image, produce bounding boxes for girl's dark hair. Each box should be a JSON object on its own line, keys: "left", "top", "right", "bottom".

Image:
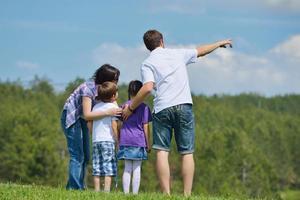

{"left": 96, "top": 81, "right": 118, "bottom": 102}
{"left": 143, "top": 29, "right": 163, "bottom": 51}
{"left": 128, "top": 80, "right": 143, "bottom": 100}
{"left": 93, "top": 64, "right": 120, "bottom": 85}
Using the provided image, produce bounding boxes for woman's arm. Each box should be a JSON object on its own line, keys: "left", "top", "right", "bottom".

{"left": 82, "top": 96, "right": 122, "bottom": 121}
{"left": 143, "top": 123, "right": 151, "bottom": 153}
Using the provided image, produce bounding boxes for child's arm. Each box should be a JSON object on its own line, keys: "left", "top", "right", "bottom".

{"left": 87, "top": 121, "right": 93, "bottom": 134}
{"left": 112, "top": 120, "right": 119, "bottom": 145}
{"left": 143, "top": 123, "right": 151, "bottom": 153}
{"left": 117, "top": 120, "right": 122, "bottom": 141}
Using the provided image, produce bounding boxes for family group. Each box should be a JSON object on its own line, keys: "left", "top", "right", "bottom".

{"left": 61, "top": 29, "right": 232, "bottom": 196}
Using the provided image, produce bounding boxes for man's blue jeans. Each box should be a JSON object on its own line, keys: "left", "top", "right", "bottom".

{"left": 61, "top": 110, "right": 90, "bottom": 190}
{"left": 152, "top": 104, "right": 195, "bottom": 154}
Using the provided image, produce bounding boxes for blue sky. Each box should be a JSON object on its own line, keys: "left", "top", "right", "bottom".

{"left": 1, "top": 0, "right": 300, "bottom": 95}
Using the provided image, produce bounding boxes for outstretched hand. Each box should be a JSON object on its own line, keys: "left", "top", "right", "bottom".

{"left": 219, "top": 39, "right": 233, "bottom": 48}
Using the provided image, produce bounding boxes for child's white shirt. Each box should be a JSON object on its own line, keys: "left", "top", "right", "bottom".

{"left": 92, "top": 102, "right": 118, "bottom": 143}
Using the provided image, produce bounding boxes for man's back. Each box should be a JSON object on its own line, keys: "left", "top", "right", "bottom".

{"left": 141, "top": 47, "right": 197, "bottom": 113}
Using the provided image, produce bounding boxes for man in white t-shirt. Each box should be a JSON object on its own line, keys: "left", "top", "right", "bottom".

{"left": 123, "top": 29, "right": 232, "bottom": 196}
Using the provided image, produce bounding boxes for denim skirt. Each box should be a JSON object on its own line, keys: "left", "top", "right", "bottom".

{"left": 117, "top": 146, "right": 147, "bottom": 160}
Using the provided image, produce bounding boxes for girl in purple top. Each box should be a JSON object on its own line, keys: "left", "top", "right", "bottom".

{"left": 61, "top": 64, "right": 122, "bottom": 190}
{"left": 117, "top": 80, "right": 152, "bottom": 194}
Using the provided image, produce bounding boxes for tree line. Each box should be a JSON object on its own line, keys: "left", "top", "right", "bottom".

{"left": 0, "top": 77, "right": 299, "bottom": 199}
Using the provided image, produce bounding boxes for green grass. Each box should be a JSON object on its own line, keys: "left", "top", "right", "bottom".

{"left": 0, "top": 183, "right": 250, "bottom": 200}
{"left": 280, "top": 190, "right": 300, "bottom": 200}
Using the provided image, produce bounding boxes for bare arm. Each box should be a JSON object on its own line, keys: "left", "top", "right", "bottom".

{"left": 122, "top": 82, "right": 154, "bottom": 120}
{"left": 143, "top": 123, "right": 151, "bottom": 153}
{"left": 117, "top": 121, "right": 122, "bottom": 141}
{"left": 87, "top": 121, "right": 93, "bottom": 134}
{"left": 112, "top": 120, "right": 119, "bottom": 143}
{"left": 197, "top": 39, "right": 232, "bottom": 57}
{"left": 82, "top": 96, "right": 122, "bottom": 121}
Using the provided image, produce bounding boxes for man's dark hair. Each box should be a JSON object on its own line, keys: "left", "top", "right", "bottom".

{"left": 128, "top": 80, "right": 143, "bottom": 100}
{"left": 143, "top": 29, "right": 163, "bottom": 51}
{"left": 96, "top": 81, "right": 118, "bottom": 102}
{"left": 93, "top": 64, "right": 120, "bottom": 85}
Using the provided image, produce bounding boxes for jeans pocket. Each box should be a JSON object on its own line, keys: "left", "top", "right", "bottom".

{"left": 179, "top": 106, "right": 194, "bottom": 126}
{"left": 153, "top": 109, "right": 170, "bottom": 124}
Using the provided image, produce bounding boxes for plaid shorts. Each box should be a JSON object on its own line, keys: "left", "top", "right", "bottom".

{"left": 92, "top": 141, "right": 117, "bottom": 176}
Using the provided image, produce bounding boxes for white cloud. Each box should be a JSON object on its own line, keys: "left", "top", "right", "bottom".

{"left": 217, "top": 0, "right": 300, "bottom": 12}
{"left": 92, "top": 35, "right": 300, "bottom": 96}
{"left": 188, "top": 50, "right": 288, "bottom": 95}
{"left": 270, "top": 35, "right": 300, "bottom": 61}
{"left": 16, "top": 61, "right": 40, "bottom": 70}
{"left": 92, "top": 43, "right": 148, "bottom": 83}
{"left": 262, "top": 0, "right": 300, "bottom": 11}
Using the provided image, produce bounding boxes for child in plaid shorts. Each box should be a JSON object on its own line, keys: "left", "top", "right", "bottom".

{"left": 90, "top": 81, "right": 119, "bottom": 192}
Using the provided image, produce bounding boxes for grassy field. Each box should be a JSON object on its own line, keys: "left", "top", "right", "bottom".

{"left": 280, "top": 190, "right": 300, "bottom": 200}
{"left": 0, "top": 183, "right": 250, "bottom": 200}
{"left": 2, "top": 183, "right": 300, "bottom": 200}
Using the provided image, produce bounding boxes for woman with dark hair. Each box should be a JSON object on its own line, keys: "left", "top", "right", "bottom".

{"left": 61, "top": 64, "right": 122, "bottom": 190}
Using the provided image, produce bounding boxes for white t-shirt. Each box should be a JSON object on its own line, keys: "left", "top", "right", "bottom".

{"left": 92, "top": 102, "right": 118, "bottom": 143}
{"left": 141, "top": 47, "right": 198, "bottom": 113}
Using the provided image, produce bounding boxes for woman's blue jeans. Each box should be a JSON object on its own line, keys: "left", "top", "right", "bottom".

{"left": 61, "top": 110, "right": 90, "bottom": 190}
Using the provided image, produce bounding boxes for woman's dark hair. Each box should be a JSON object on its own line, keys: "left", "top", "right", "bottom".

{"left": 128, "top": 80, "right": 143, "bottom": 100}
{"left": 93, "top": 64, "right": 120, "bottom": 85}
{"left": 143, "top": 29, "right": 163, "bottom": 51}
{"left": 96, "top": 81, "right": 118, "bottom": 102}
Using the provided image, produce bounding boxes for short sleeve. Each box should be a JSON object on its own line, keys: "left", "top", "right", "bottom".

{"left": 142, "top": 105, "right": 152, "bottom": 124}
{"left": 111, "top": 103, "right": 120, "bottom": 121}
{"left": 182, "top": 49, "right": 198, "bottom": 65}
{"left": 141, "top": 63, "right": 155, "bottom": 84}
{"left": 112, "top": 116, "right": 118, "bottom": 121}
{"left": 81, "top": 82, "right": 94, "bottom": 99}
